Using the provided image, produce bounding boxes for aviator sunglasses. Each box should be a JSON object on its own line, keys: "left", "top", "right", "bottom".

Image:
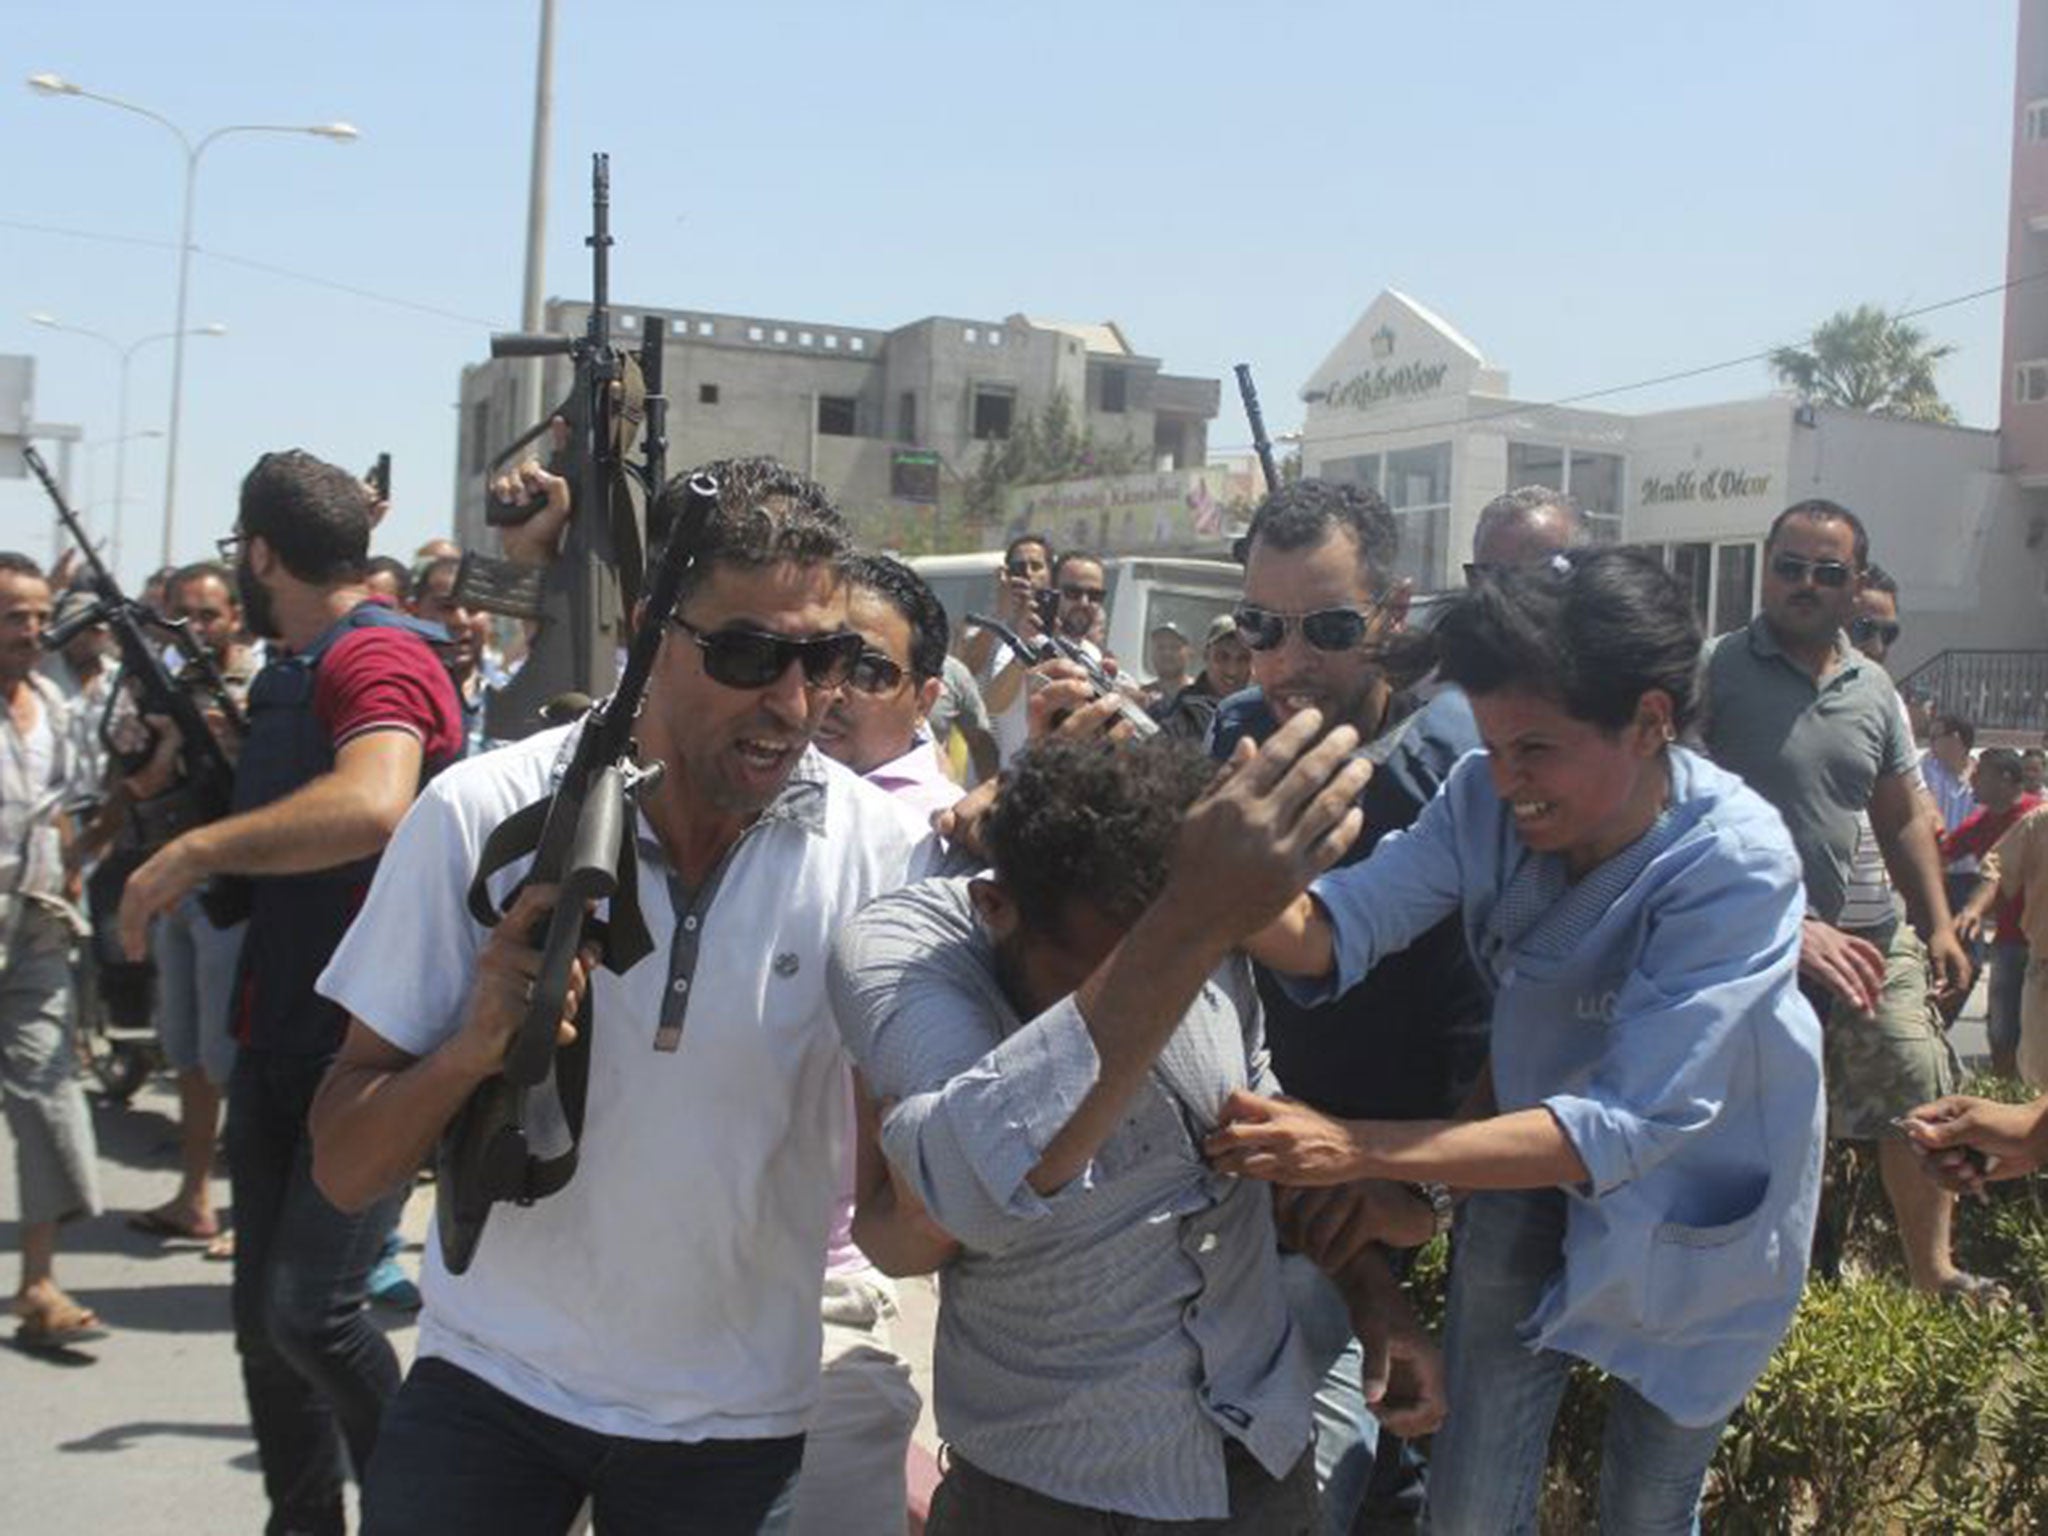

{"left": 1849, "top": 615, "right": 1901, "bottom": 648}
{"left": 1769, "top": 554, "right": 1856, "bottom": 589}
{"left": 669, "top": 617, "right": 864, "bottom": 690}
{"left": 1231, "top": 601, "right": 1381, "bottom": 653}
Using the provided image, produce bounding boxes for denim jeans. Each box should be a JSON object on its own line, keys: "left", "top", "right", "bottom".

{"left": 1277, "top": 1255, "right": 1378, "bottom": 1534}
{"left": 362, "top": 1357, "right": 803, "bottom": 1536}
{"left": 1988, "top": 943, "right": 2028, "bottom": 1063}
{"left": 229, "top": 1046, "right": 408, "bottom": 1536}
{"left": 1424, "top": 1190, "right": 1727, "bottom": 1535}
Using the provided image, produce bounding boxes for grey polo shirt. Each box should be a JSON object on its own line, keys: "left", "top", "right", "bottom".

{"left": 1702, "top": 615, "right": 1915, "bottom": 925}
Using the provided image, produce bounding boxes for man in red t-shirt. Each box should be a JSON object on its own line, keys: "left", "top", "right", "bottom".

{"left": 121, "top": 451, "right": 462, "bottom": 1536}
{"left": 1946, "top": 748, "right": 2042, "bottom": 1080}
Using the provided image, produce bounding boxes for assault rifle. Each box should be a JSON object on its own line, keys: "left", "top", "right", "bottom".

{"left": 24, "top": 445, "right": 251, "bottom": 920}
{"left": 464, "top": 152, "right": 653, "bottom": 743}
{"left": 1234, "top": 363, "right": 1281, "bottom": 495}
{"left": 434, "top": 380, "right": 686, "bottom": 1280}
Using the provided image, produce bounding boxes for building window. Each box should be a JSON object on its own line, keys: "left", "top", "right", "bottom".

{"left": 987, "top": 329, "right": 1003, "bottom": 347}
{"left": 850, "top": 337, "right": 866, "bottom": 353}
{"left": 897, "top": 391, "right": 918, "bottom": 444}
{"left": 617, "top": 314, "right": 637, "bottom": 331}
{"left": 697, "top": 320, "right": 715, "bottom": 337}
{"left": 772, "top": 328, "right": 789, "bottom": 344}
{"left": 466, "top": 400, "right": 491, "bottom": 476}
{"left": 747, "top": 324, "right": 764, "bottom": 342}
{"left": 1713, "top": 542, "right": 1759, "bottom": 635}
{"left": 798, "top": 331, "right": 814, "bottom": 347}
{"left": 1566, "top": 449, "right": 1624, "bottom": 542}
{"left": 964, "top": 326, "right": 979, "bottom": 344}
{"left": 2018, "top": 360, "right": 2048, "bottom": 403}
{"left": 1322, "top": 454, "right": 1380, "bottom": 493}
{"left": 972, "top": 387, "right": 1015, "bottom": 440}
{"left": 817, "top": 396, "right": 857, "bottom": 437}
{"left": 2027, "top": 98, "right": 2048, "bottom": 143}
{"left": 1505, "top": 441, "right": 1565, "bottom": 492}
{"left": 671, "top": 317, "right": 692, "bottom": 336}
{"left": 823, "top": 333, "right": 840, "bottom": 350}
{"left": 1100, "top": 367, "right": 1129, "bottom": 414}
{"left": 699, "top": 383, "right": 720, "bottom": 405}
{"left": 1385, "top": 442, "right": 1453, "bottom": 589}
{"left": 1663, "top": 542, "right": 1712, "bottom": 624}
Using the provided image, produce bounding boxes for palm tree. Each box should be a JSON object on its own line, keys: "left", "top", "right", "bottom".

{"left": 1768, "top": 304, "right": 1958, "bottom": 424}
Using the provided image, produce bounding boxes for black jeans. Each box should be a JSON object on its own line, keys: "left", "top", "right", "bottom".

{"left": 229, "top": 1046, "right": 407, "bottom": 1536}
{"left": 362, "top": 1357, "right": 804, "bottom": 1536}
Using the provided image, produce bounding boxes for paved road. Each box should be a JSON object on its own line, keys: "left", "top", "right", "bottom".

{"left": 0, "top": 977, "right": 1991, "bottom": 1534}
{"left": 0, "top": 1069, "right": 942, "bottom": 1535}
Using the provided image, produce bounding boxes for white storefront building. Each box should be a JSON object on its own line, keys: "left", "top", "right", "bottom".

{"left": 1299, "top": 291, "right": 2042, "bottom": 680}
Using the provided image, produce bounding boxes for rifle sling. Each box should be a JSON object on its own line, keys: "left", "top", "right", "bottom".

{"left": 465, "top": 795, "right": 656, "bottom": 974}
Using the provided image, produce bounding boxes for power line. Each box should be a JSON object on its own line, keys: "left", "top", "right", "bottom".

{"left": 1, "top": 215, "right": 507, "bottom": 330}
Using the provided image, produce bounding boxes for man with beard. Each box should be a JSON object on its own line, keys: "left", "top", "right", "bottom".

{"left": 1703, "top": 499, "right": 1979, "bottom": 1300}
{"left": 0, "top": 553, "right": 104, "bottom": 1348}
{"left": 123, "top": 562, "right": 259, "bottom": 1248}
{"left": 410, "top": 555, "right": 504, "bottom": 757}
{"left": 1208, "top": 480, "right": 1490, "bottom": 1533}
{"left": 307, "top": 460, "right": 931, "bottom": 1536}
{"left": 119, "top": 453, "right": 464, "bottom": 1536}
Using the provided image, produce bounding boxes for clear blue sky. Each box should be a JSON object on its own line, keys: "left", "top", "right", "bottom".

{"left": 2, "top": 0, "right": 2017, "bottom": 586}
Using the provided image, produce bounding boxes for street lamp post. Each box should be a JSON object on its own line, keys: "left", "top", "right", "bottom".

{"left": 26, "top": 73, "right": 356, "bottom": 567}
{"left": 30, "top": 313, "right": 224, "bottom": 578}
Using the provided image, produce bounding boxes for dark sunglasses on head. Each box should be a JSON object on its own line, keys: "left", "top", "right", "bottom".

{"left": 1770, "top": 554, "right": 1856, "bottom": 589}
{"left": 1232, "top": 602, "right": 1378, "bottom": 653}
{"left": 669, "top": 617, "right": 863, "bottom": 690}
{"left": 1849, "top": 616, "right": 1901, "bottom": 647}
{"left": 846, "top": 650, "right": 908, "bottom": 695}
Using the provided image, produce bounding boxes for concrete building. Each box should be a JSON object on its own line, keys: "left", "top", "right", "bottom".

{"left": 1297, "top": 289, "right": 2041, "bottom": 682}
{"left": 454, "top": 305, "right": 1217, "bottom": 556}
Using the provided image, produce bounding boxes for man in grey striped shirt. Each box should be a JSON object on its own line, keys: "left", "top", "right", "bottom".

{"left": 830, "top": 725, "right": 1441, "bottom": 1533}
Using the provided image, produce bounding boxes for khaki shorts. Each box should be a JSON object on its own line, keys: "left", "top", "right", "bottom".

{"left": 1824, "top": 925, "right": 1959, "bottom": 1141}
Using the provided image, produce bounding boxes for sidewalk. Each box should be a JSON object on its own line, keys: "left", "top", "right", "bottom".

{"left": 0, "top": 1070, "right": 944, "bottom": 1534}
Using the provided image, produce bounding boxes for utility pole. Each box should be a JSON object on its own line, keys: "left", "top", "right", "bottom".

{"left": 521, "top": 0, "right": 557, "bottom": 429}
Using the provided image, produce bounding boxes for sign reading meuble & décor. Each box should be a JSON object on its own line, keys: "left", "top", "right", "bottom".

{"left": 1639, "top": 466, "right": 1773, "bottom": 505}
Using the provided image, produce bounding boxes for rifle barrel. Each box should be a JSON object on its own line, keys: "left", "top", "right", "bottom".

{"left": 1234, "top": 363, "right": 1282, "bottom": 495}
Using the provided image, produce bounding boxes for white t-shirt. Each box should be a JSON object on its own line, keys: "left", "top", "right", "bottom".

{"left": 317, "top": 725, "right": 929, "bottom": 1441}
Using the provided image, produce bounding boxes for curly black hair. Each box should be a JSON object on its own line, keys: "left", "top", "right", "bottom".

{"left": 1243, "top": 478, "right": 1400, "bottom": 594}
{"left": 847, "top": 554, "right": 949, "bottom": 683}
{"left": 652, "top": 456, "right": 852, "bottom": 605}
{"left": 238, "top": 450, "right": 374, "bottom": 583}
{"left": 984, "top": 735, "right": 1217, "bottom": 934}
{"left": 1433, "top": 547, "right": 1701, "bottom": 733}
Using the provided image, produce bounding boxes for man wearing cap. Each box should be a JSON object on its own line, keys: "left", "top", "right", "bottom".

{"left": 1140, "top": 622, "right": 1193, "bottom": 710}
{"left": 1153, "top": 615, "right": 1253, "bottom": 745}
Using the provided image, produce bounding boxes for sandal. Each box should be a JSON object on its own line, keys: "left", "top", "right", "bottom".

{"left": 1936, "top": 1271, "right": 2012, "bottom": 1309}
{"left": 12, "top": 1295, "right": 108, "bottom": 1350}
{"left": 127, "top": 1206, "right": 221, "bottom": 1242}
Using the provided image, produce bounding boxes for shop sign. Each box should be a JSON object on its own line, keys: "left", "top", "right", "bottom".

{"left": 1639, "top": 466, "right": 1773, "bottom": 505}
{"left": 1312, "top": 360, "right": 1451, "bottom": 413}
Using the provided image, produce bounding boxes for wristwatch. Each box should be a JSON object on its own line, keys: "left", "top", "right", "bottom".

{"left": 1410, "top": 1181, "right": 1455, "bottom": 1239}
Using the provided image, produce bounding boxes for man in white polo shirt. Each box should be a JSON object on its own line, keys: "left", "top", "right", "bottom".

{"left": 307, "top": 459, "right": 929, "bottom": 1536}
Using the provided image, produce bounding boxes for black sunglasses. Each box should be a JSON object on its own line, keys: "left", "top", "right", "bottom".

{"left": 1849, "top": 616, "right": 1901, "bottom": 647}
{"left": 846, "top": 650, "right": 908, "bottom": 696}
{"left": 1770, "top": 554, "right": 1856, "bottom": 589}
{"left": 1232, "top": 602, "right": 1379, "bottom": 653}
{"left": 669, "top": 617, "right": 863, "bottom": 691}
{"left": 1059, "top": 583, "right": 1106, "bottom": 605}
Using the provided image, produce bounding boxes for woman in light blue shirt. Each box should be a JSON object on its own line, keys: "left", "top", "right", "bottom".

{"left": 1207, "top": 549, "right": 1824, "bottom": 1533}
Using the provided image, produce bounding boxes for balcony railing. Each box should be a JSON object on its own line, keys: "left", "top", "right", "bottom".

{"left": 1897, "top": 650, "right": 2048, "bottom": 735}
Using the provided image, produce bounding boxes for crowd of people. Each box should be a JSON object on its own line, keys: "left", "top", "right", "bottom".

{"left": 3, "top": 440, "right": 2047, "bottom": 1536}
